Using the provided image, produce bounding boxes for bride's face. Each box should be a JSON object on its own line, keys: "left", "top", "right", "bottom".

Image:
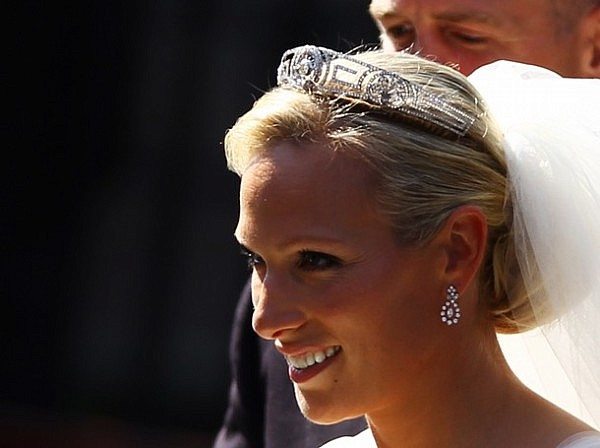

{"left": 235, "top": 141, "right": 449, "bottom": 424}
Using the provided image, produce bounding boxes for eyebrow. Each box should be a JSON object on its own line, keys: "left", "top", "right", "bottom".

{"left": 432, "top": 11, "right": 501, "bottom": 26}
{"left": 369, "top": 3, "right": 501, "bottom": 27}
{"left": 235, "top": 234, "right": 351, "bottom": 257}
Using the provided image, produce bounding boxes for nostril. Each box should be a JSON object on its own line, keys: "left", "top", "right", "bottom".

{"left": 251, "top": 306, "right": 279, "bottom": 340}
{"left": 251, "top": 305, "right": 306, "bottom": 341}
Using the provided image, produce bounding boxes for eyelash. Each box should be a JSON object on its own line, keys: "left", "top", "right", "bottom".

{"left": 239, "top": 247, "right": 342, "bottom": 272}
{"left": 240, "top": 246, "right": 264, "bottom": 271}
{"left": 385, "top": 23, "right": 416, "bottom": 49}
{"left": 448, "top": 30, "right": 488, "bottom": 45}
{"left": 385, "top": 24, "right": 488, "bottom": 49}
{"left": 387, "top": 23, "right": 414, "bottom": 39}
{"left": 297, "top": 250, "right": 342, "bottom": 271}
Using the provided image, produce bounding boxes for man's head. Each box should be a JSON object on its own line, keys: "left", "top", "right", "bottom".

{"left": 369, "top": 0, "right": 600, "bottom": 77}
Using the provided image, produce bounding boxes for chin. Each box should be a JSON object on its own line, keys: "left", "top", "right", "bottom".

{"left": 294, "top": 387, "right": 363, "bottom": 425}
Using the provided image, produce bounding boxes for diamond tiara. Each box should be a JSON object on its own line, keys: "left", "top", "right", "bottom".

{"left": 276, "top": 45, "right": 475, "bottom": 137}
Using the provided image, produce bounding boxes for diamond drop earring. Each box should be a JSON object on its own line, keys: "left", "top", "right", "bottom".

{"left": 441, "top": 285, "right": 461, "bottom": 325}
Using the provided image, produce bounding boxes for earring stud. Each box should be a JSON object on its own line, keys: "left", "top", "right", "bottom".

{"left": 441, "top": 285, "right": 461, "bottom": 325}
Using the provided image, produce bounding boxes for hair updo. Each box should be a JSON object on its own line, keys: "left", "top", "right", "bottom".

{"left": 225, "top": 50, "right": 537, "bottom": 334}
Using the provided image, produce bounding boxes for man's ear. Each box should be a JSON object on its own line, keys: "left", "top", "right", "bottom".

{"left": 577, "top": 4, "right": 600, "bottom": 77}
{"left": 435, "top": 205, "right": 488, "bottom": 292}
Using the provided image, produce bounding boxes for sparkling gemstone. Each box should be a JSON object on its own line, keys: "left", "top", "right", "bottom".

{"left": 367, "top": 73, "right": 409, "bottom": 106}
{"left": 447, "top": 308, "right": 454, "bottom": 318}
{"left": 297, "top": 57, "right": 314, "bottom": 76}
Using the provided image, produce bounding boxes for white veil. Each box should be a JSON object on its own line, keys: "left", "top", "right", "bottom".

{"left": 468, "top": 61, "right": 600, "bottom": 429}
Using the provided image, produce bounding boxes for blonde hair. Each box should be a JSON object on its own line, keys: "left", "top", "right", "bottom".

{"left": 225, "top": 50, "right": 536, "bottom": 333}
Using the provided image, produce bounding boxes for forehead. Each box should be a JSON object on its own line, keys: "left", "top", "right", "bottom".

{"left": 240, "top": 142, "right": 373, "bottom": 207}
{"left": 369, "top": 0, "right": 553, "bottom": 24}
{"left": 237, "top": 142, "right": 384, "bottom": 241}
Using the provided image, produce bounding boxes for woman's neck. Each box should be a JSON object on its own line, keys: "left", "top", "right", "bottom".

{"left": 365, "top": 332, "right": 590, "bottom": 448}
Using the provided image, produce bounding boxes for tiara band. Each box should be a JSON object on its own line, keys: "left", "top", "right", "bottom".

{"left": 276, "top": 45, "right": 475, "bottom": 136}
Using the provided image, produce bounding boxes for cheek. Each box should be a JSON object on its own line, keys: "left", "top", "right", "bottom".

{"left": 314, "top": 268, "right": 409, "bottom": 333}
{"left": 456, "top": 54, "right": 496, "bottom": 76}
{"left": 360, "top": 299, "right": 443, "bottom": 381}
{"left": 335, "top": 270, "right": 441, "bottom": 352}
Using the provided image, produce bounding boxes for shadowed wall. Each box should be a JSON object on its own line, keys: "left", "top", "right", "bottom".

{"left": 5, "top": 1, "right": 377, "bottom": 445}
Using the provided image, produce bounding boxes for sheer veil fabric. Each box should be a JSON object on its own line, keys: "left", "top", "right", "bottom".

{"left": 319, "top": 62, "right": 600, "bottom": 447}
{"left": 468, "top": 61, "right": 600, "bottom": 430}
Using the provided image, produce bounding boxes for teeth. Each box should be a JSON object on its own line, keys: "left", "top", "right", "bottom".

{"left": 287, "top": 346, "right": 340, "bottom": 370}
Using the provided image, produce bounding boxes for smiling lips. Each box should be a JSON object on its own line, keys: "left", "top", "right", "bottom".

{"left": 284, "top": 345, "right": 341, "bottom": 383}
{"left": 286, "top": 345, "right": 341, "bottom": 369}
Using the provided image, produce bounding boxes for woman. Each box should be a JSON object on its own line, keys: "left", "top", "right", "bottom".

{"left": 224, "top": 45, "right": 600, "bottom": 447}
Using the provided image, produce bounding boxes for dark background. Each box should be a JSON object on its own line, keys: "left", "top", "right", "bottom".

{"left": 5, "top": 1, "right": 378, "bottom": 446}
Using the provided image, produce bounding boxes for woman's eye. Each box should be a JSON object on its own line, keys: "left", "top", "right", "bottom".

{"left": 240, "top": 246, "right": 264, "bottom": 271}
{"left": 297, "top": 251, "right": 341, "bottom": 271}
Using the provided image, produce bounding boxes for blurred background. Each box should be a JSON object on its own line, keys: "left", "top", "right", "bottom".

{"left": 5, "top": 1, "right": 378, "bottom": 446}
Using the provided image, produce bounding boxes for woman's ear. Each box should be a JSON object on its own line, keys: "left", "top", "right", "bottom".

{"left": 577, "top": 4, "right": 600, "bottom": 77}
{"left": 436, "top": 205, "right": 488, "bottom": 291}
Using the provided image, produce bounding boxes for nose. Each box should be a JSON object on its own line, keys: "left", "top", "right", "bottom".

{"left": 251, "top": 272, "right": 306, "bottom": 340}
